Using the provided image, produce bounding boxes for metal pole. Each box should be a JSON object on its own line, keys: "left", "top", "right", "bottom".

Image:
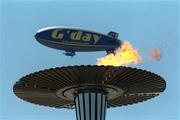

{"left": 75, "top": 90, "right": 107, "bottom": 120}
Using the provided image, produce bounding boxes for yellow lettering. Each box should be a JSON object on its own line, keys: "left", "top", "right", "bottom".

{"left": 93, "top": 34, "right": 101, "bottom": 44}
{"left": 82, "top": 33, "right": 91, "bottom": 42}
{"left": 51, "top": 29, "right": 64, "bottom": 39}
{"left": 70, "top": 31, "right": 82, "bottom": 40}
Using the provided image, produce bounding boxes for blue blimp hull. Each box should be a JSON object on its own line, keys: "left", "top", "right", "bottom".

{"left": 35, "top": 27, "right": 121, "bottom": 56}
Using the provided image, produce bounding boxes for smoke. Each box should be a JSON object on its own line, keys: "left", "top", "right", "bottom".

{"left": 150, "top": 48, "right": 162, "bottom": 61}
{"left": 149, "top": 34, "right": 175, "bottom": 61}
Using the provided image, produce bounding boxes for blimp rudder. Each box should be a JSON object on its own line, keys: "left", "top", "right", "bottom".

{"left": 108, "top": 31, "right": 119, "bottom": 39}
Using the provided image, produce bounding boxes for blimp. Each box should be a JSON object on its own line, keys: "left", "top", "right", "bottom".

{"left": 35, "top": 26, "right": 122, "bottom": 57}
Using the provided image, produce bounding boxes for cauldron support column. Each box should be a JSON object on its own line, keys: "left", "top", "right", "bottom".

{"left": 75, "top": 90, "right": 107, "bottom": 120}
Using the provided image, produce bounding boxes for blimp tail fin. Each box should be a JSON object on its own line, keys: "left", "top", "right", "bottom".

{"left": 108, "top": 31, "right": 119, "bottom": 39}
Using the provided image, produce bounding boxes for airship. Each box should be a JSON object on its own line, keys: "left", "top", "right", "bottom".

{"left": 35, "top": 26, "right": 121, "bottom": 57}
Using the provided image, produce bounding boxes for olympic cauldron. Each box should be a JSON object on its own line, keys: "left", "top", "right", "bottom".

{"left": 13, "top": 27, "right": 166, "bottom": 120}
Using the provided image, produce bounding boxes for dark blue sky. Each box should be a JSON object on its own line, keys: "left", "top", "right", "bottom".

{"left": 0, "top": 0, "right": 179, "bottom": 120}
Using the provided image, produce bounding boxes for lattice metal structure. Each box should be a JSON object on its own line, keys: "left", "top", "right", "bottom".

{"left": 13, "top": 65, "right": 166, "bottom": 120}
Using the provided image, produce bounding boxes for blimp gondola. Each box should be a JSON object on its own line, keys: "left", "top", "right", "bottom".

{"left": 35, "top": 27, "right": 121, "bottom": 57}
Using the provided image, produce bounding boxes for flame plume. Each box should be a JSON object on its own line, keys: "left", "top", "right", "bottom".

{"left": 97, "top": 41, "right": 142, "bottom": 66}
{"left": 150, "top": 48, "right": 162, "bottom": 61}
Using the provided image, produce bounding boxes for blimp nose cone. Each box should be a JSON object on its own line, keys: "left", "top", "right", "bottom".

{"left": 34, "top": 29, "right": 52, "bottom": 41}
{"left": 34, "top": 31, "right": 44, "bottom": 44}
{"left": 34, "top": 32, "right": 40, "bottom": 40}
{"left": 34, "top": 33, "right": 37, "bottom": 39}
{"left": 34, "top": 31, "right": 45, "bottom": 42}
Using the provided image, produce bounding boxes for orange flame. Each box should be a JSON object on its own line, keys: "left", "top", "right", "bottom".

{"left": 97, "top": 41, "right": 142, "bottom": 66}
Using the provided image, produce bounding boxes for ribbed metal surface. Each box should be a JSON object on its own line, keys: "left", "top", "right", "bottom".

{"left": 75, "top": 91, "right": 107, "bottom": 120}
{"left": 13, "top": 65, "right": 166, "bottom": 109}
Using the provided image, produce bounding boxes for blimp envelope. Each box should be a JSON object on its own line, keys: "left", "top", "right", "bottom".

{"left": 35, "top": 27, "right": 121, "bottom": 56}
